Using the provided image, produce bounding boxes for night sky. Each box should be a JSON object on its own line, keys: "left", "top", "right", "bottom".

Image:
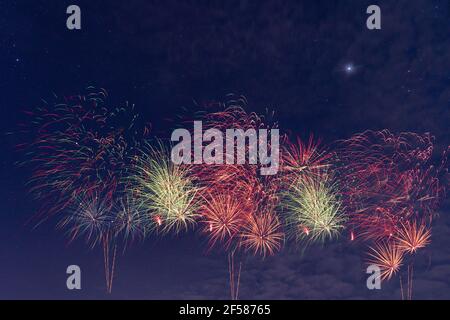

{"left": 1, "top": 0, "right": 449, "bottom": 299}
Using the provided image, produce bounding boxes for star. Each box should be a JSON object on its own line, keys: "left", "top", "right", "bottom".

{"left": 344, "top": 63, "right": 355, "bottom": 74}
{"left": 339, "top": 62, "right": 360, "bottom": 77}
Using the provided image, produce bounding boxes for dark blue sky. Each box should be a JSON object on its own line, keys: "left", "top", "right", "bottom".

{"left": 0, "top": 0, "right": 449, "bottom": 299}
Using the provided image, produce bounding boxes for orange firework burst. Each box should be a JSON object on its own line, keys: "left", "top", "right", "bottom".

{"left": 200, "top": 193, "right": 246, "bottom": 249}
{"left": 367, "top": 241, "right": 404, "bottom": 281}
{"left": 240, "top": 212, "right": 284, "bottom": 258}
{"left": 394, "top": 221, "right": 431, "bottom": 254}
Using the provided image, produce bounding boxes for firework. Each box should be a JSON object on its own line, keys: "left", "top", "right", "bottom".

{"left": 59, "top": 193, "right": 117, "bottom": 293}
{"left": 192, "top": 100, "right": 284, "bottom": 248}
{"left": 394, "top": 221, "right": 431, "bottom": 254}
{"left": 130, "top": 142, "right": 200, "bottom": 234}
{"left": 114, "top": 194, "right": 147, "bottom": 246}
{"left": 18, "top": 88, "right": 152, "bottom": 293}
{"left": 200, "top": 192, "right": 246, "bottom": 250}
{"left": 18, "top": 86, "right": 449, "bottom": 300}
{"left": 337, "top": 130, "right": 447, "bottom": 299}
{"left": 367, "top": 241, "right": 404, "bottom": 281}
{"left": 59, "top": 193, "right": 114, "bottom": 248}
{"left": 281, "top": 174, "right": 346, "bottom": 243}
{"left": 187, "top": 98, "right": 285, "bottom": 299}
{"left": 19, "top": 88, "right": 150, "bottom": 218}
{"left": 336, "top": 130, "right": 447, "bottom": 242}
{"left": 240, "top": 212, "right": 284, "bottom": 258}
{"left": 281, "top": 135, "right": 332, "bottom": 178}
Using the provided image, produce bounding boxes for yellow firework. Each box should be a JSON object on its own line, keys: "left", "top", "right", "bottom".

{"left": 281, "top": 174, "right": 345, "bottom": 243}
{"left": 130, "top": 142, "right": 200, "bottom": 234}
{"left": 394, "top": 221, "right": 431, "bottom": 254}
{"left": 367, "top": 241, "right": 404, "bottom": 281}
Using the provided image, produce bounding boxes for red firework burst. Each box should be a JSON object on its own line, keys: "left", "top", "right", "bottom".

{"left": 337, "top": 130, "right": 447, "bottom": 242}
{"left": 200, "top": 192, "right": 247, "bottom": 250}
{"left": 190, "top": 98, "right": 284, "bottom": 252}
{"left": 281, "top": 135, "right": 332, "bottom": 178}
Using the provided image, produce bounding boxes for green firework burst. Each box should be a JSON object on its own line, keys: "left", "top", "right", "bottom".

{"left": 281, "top": 173, "right": 346, "bottom": 244}
{"left": 130, "top": 142, "right": 200, "bottom": 234}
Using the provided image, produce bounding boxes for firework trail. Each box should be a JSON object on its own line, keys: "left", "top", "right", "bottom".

{"left": 59, "top": 193, "right": 117, "bottom": 292}
{"left": 394, "top": 220, "right": 432, "bottom": 299}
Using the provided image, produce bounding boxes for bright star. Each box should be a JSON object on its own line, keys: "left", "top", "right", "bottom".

{"left": 345, "top": 64, "right": 354, "bottom": 73}
{"left": 340, "top": 62, "right": 360, "bottom": 76}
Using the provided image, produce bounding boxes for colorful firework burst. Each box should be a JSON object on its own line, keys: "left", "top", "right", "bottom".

{"left": 187, "top": 98, "right": 286, "bottom": 300}
{"left": 281, "top": 174, "right": 346, "bottom": 243}
{"left": 130, "top": 142, "right": 200, "bottom": 234}
{"left": 18, "top": 87, "right": 150, "bottom": 218}
{"left": 58, "top": 192, "right": 118, "bottom": 293}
